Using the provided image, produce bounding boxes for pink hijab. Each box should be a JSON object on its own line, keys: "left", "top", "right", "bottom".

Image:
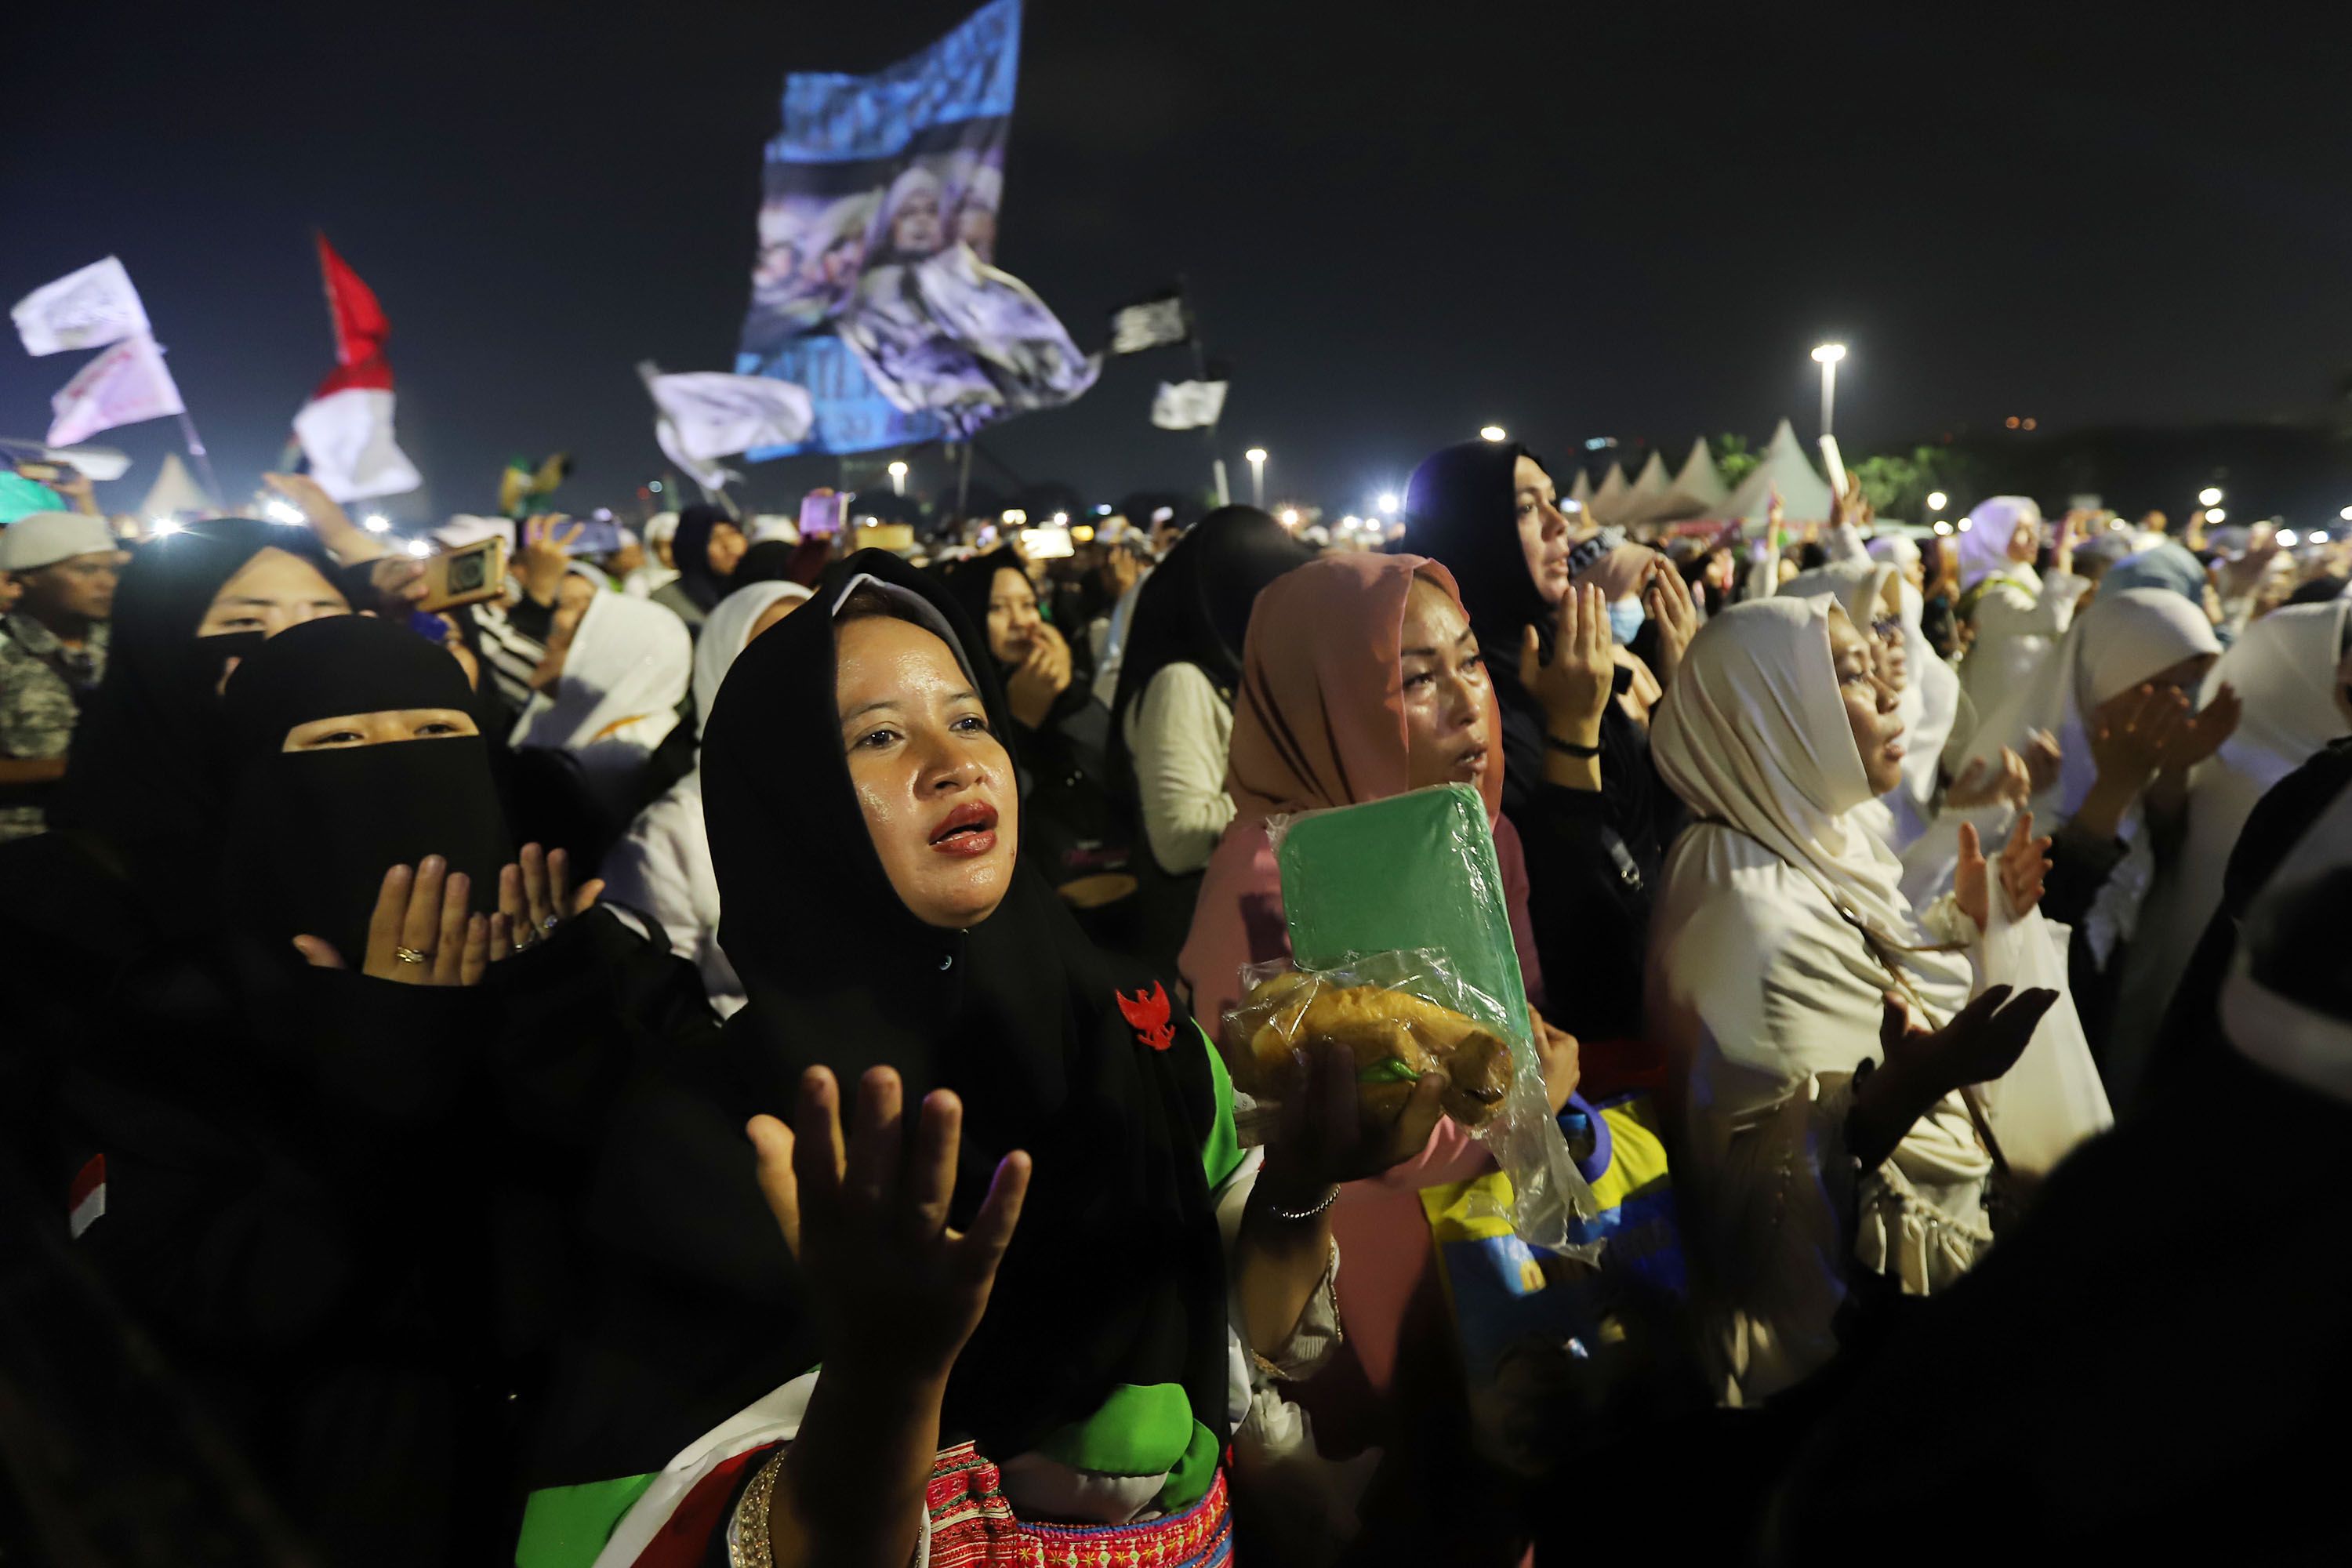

{"left": 1181, "top": 552, "right": 1534, "bottom": 1032}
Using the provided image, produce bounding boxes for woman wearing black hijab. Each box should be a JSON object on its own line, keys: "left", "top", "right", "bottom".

{"left": 938, "top": 548, "right": 1138, "bottom": 938}
{"left": 521, "top": 550, "right": 1435, "bottom": 1567}
{"left": 648, "top": 505, "right": 750, "bottom": 634}
{"left": 1402, "top": 441, "right": 1690, "bottom": 1074}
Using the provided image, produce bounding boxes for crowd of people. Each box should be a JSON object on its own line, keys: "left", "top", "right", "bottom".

{"left": 2, "top": 444, "right": 2349, "bottom": 1564}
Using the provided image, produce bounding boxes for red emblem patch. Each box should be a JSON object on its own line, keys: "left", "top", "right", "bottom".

{"left": 1117, "top": 982, "right": 1176, "bottom": 1051}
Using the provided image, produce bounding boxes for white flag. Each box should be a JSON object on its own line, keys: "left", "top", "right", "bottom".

{"left": 1150, "top": 379, "right": 1229, "bottom": 430}
{"left": 654, "top": 416, "right": 742, "bottom": 495}
{"left": 13, "top": 257, "right": 151, "bottom": 357}
{"left": 1109, "top": 296, "right": 1188, "bottom": 356}
{"left": 295, "top": 386, "right": 421, "bottom": 502}
{"left": 48, "top": 332, "right": 184, "bottom": 447}
{"left": 640, "top": 365, "right": 815, "bottom": 460}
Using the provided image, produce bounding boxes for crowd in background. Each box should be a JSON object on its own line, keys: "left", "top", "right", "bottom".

{"left": 2, "top": 443, "right": 2349, "bottom": 1565}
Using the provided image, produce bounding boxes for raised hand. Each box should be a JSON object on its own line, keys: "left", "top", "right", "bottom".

{"left": 2021, "top": 728, "right": 2063, "bottom": 796}
{"left": 1955, "top": 815, "right": 2053, "bottom": 929}
{"left": 747, "top": 1065, "right": 1029, "bottom": 1382}
{"left": 1522, "top": 581, "right": 1614, "bottom": 748}
{"left": 1004, "top": 620, "right": 1072, "bottom": 729}
{"left": 1641, "top": 556, "right": 1700, "bottom": 693}
{"left": 1944, "top": 746, "right": 2031, "bottom": 811}
{"left": 294, "top": 857, "right": 491, "bottom": 985}
{"left": 1261, "top": 1039, "right": 1446, "bottom": 1207}
{"left": 2089, "top": 683, "right": 2189, "bottom": 793}
{"left": 517, "top": 514, "right": 583, "bottom": 608}
{"left": 1535, "top": 1018, "right": 1581, "bottom": 1114}
{"left": 1882, "top": 983, "right": 2060, "bottom": 1099}
{"left": 2158, "top": 682, "right": 2241, "bottom": 772}
{"left": 488, "top": 843, "right": 603, "bottom": 959}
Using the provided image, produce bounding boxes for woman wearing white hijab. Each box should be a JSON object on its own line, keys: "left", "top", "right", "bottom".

{"left": 599, "top": 580, "right": 808, "bottom": 1016}
{"left": 511, "top": 590, "right": 694, "bottom": 827}
{"left": 1955, "top": 497, "right": 2089, "bottom": 712}
{"left": 1936, "top": 588, "right": 2236, "bottom": 1058}
{"left": 1647, "top": 597, "right": 2065, "bottom": 1407}
{"left": 2105, "top": 598, "right": 2352, "bottom": 1095}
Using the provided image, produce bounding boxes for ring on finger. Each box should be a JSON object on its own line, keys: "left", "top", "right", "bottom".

{"left": 394, "top": 946, "right": 430, "bottom": 965}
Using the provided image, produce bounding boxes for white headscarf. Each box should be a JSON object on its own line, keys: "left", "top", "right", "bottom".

{"left": 1866, "top": 533, "right": 1921, "bottom": 575}
{"left": 511, "top": 591, "right": 692, "bottom": 763}
{"left": 1780, "top": 560, "right": 1914, "bottom": 840}
{"left": 2111, "top": 600, "right": 2352, "bottom": 1080}
{"left": 1957, "top": 496, "right": 2041, "bottom": 593}
{"left": 693, "top": 580, "right": 810, "bottom": 737}
{"left": 1955, "top": 587, "right": 2223, "bottom": 823}
{"left": 1647, "top": 597, "right": 1989, "bottom": 1403}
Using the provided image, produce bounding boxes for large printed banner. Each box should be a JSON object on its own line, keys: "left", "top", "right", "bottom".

{"left": 736, "top": 0, "right": 1047, "bottom": 456}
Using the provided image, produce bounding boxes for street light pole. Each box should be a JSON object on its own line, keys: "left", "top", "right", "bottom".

{"left": 1245, "top": 448, "right": 1267, "bottom": 509}
{"left": 1812, "top": 343, "right": 1846, "bottom": 437}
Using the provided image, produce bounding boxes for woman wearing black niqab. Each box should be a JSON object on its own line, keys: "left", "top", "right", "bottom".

{"left": 521, "top": 550, "right": 1410, "bottom": 1567}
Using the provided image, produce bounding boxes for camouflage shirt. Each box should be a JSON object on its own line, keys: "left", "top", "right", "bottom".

{"left": 0, "top": 612, "right": 109, "bottom": 842}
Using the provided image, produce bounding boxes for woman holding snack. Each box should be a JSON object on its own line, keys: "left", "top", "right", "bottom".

{"left": 519, "top": 552, "right": 1446, "bottom": 1567}
{"left": 1646, "top": 596, "right": 2074, "bottom": 1407}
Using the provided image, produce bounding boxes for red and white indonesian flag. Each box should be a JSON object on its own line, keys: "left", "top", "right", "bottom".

{"left": 13, "top": 256, "right": 151, "bottom": 357}
{"left": 47, "top": 332, "right": 186, "bottom": 446}
{"left": 67, "top": 1154, "right": 107, "bottom": 1240}
{"left": 294, "top": 234, "right": 419, "bottom": 503}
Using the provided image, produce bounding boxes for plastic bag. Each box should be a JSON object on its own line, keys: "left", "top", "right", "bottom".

{"left": 1258, "top": 783, "right": 1602, "bottom": 1258}
{"left": 1970, "top": 902, "right": 2113, "bottom": 1181}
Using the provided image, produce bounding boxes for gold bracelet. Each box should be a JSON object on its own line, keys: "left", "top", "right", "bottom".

{"left": 728, "top": 1447, "right": 788, "bottom": 1568}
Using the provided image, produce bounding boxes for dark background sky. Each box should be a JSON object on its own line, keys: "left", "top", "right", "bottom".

{"left": 8, "top": 2, "right": 2351, "bottom": 522}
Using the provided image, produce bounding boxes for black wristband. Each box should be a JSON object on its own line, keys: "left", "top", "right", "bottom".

{"left": 1545, "top": 733, "right": 1602, "bottom": 760}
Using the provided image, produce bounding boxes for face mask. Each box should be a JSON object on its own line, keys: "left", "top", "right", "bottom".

{"left": 1606, "top": 598, "right": 1646, "bottom": 647}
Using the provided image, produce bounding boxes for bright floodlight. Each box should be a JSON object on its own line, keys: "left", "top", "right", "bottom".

{"left": 1003, "top": 508, "right": 1027, "bottom": 525}
{"left": 1811, "top": 343, "right": 1847, "bottom": 364}
{"left": 405, "top": 539, "right": 431, "bottom": 558}
{"left": 1926, "top": 491, "right": 1947, "bottom": 511}
{"left": 2341, "top": 506, "right": 2352, "bottom": 521}
{"left": 1479, "top": 425, "right": 1507, "bottom": 442}
{"left": 1933, "top": 521, "right": 1953, "bottom": 535}
{"left": 152, "top": 518, "right": 182, "bottom": 535}
{"left": 1377, "top": 491, "right": 1399, "bottom": 512}
{"left": 887, "top": 461, "right": 908, "bottom": 477}
{"left": 1957, "top": 517, "right": 1973, "bottom": 532}
{"left": 2277, "top": 529, "right": 2301, "bottom": 546}
{"left": 1279, "top": 508, "right": 1301, "bottom": 525}
{"left": 264, "top": 499, "right": 305, "bottom": 525}
{"left": 1052, "top": 512, "right": 1069, "bottom": 525}
{"left": 2198, "top": 487, "right": 2223, "bottom": 506}
{"left": 362, "top": 514, "right": 390, "bottom": 532}
{"left": 2205, "top": 507, "right": 2227, "bottom": 524}
{"left": 1244, "top": 448, "right": 1267, "bottom": 464}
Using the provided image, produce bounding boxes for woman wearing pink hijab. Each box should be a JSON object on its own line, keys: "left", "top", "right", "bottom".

{"left": 1179, "top": 554, "right": 1579, "bottom": 1531}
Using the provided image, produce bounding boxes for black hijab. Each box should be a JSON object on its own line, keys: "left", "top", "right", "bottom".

{"left": 49, "top": 518, "right": 347, "bottom": 873}
{"left": 1400, "top": 439, "right": 1574, "bottom": 821}
{"left": 691, "top": 550, "right": 1227, "bottom": 1462}
{"left": 218, "top": 616, "right": 512, "bottom": 966}
{"left": 1107, "top": 506, "right": 1312, "bottom": 782}
{"left": 937, "top": 546, "right": 1029, "bottom": 672}
{"left": 669, "top": 505, "right": 735, "bottom": 613}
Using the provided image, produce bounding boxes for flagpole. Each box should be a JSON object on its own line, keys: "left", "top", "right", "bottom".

{"left": 955, "top": 439, "right": 975, "bottom": 521}
{"left": 1178, "top": 274, "right": 1231, "bottom": 507}
{"left": 176, "top": 411, "right": 226, "bottom": 511}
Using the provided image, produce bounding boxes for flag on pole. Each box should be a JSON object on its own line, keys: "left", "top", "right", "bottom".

{"left": 294, "top": 234, "right": 419, "bottom": 502}
{"left": 13, "top": 257, "right": 151, "bottom": 357}
{"left": 47, "top": 332, "right": 185, "bottom": 446}
{"left": 1150, "top": 379, "right": 1228, "bottom": 430}
{"left": 1109, "top": 289, "right": 1188, "bottom": 355}
{"left": 638, "top": 364, "right": 816, "bottom": 461}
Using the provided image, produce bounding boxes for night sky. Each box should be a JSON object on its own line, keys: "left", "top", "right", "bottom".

{"left": 9, "top": 2, "right": 2352, "bottom": 522}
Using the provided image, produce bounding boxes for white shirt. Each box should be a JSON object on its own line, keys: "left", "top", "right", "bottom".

{"left": 1123, "top": 661, "right": 1235, "bottom": 875}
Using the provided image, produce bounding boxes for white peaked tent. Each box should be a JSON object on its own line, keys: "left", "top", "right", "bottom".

{"left": 1663, "top": 436, "right": 1729, "bottom": 517}
{"left": 1614, "top": 450, "right": 1674, "bottom": 525}
{"left": 1568, "top": 467, "right": 1594, "bottom": 508}
{"left": 1718, "top": 418, "right": 1833, "bottom": 524}
{"left": 137, "top": 452, "right": 210, "bottom": 519}
{"left": 1588, "top": 462, "right": 1632, "bottom": 525}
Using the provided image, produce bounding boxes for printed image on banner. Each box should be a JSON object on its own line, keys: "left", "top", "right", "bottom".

{"left": 735, "top": 0, "right": 1023, "bottom": 457}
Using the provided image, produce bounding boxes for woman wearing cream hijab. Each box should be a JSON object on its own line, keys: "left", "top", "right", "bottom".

{"left": 1646, "top": 597, "right": 2072, "bottom": 1406}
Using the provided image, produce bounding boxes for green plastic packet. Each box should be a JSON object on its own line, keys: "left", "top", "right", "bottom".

{"left": 1272, "top": 783, "right": 1600, "bottom": 1254}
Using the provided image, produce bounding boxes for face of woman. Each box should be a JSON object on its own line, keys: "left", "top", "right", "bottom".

{"left": 708, "top": 522, "right": 750, "bottom": 578}
{"left": 1399, "top": 578, "right": 1493, "bottom": 793}
{"left": 2008, "top": 514, "right": 2041, "bottom": 564}
{"left": 984, "top": 568, "right": 1042, "bottom": 665}
{"left": 1512, "top": 456, "right": 1573, "bottom": 606}
{"left": 1872, "top": 578, "right": 1909, "bottom": 693}
{"left": 281, "top": 708, "right": 479, "bottom": 751}
{"left": 836, "top": 614, "right": 1017, "bottom": 928}
{"left": 1830, "top": 607, "right": 1906, "bottom": 796}
{"left": 196, "top": 548, "right": 352, "bottom": 638}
